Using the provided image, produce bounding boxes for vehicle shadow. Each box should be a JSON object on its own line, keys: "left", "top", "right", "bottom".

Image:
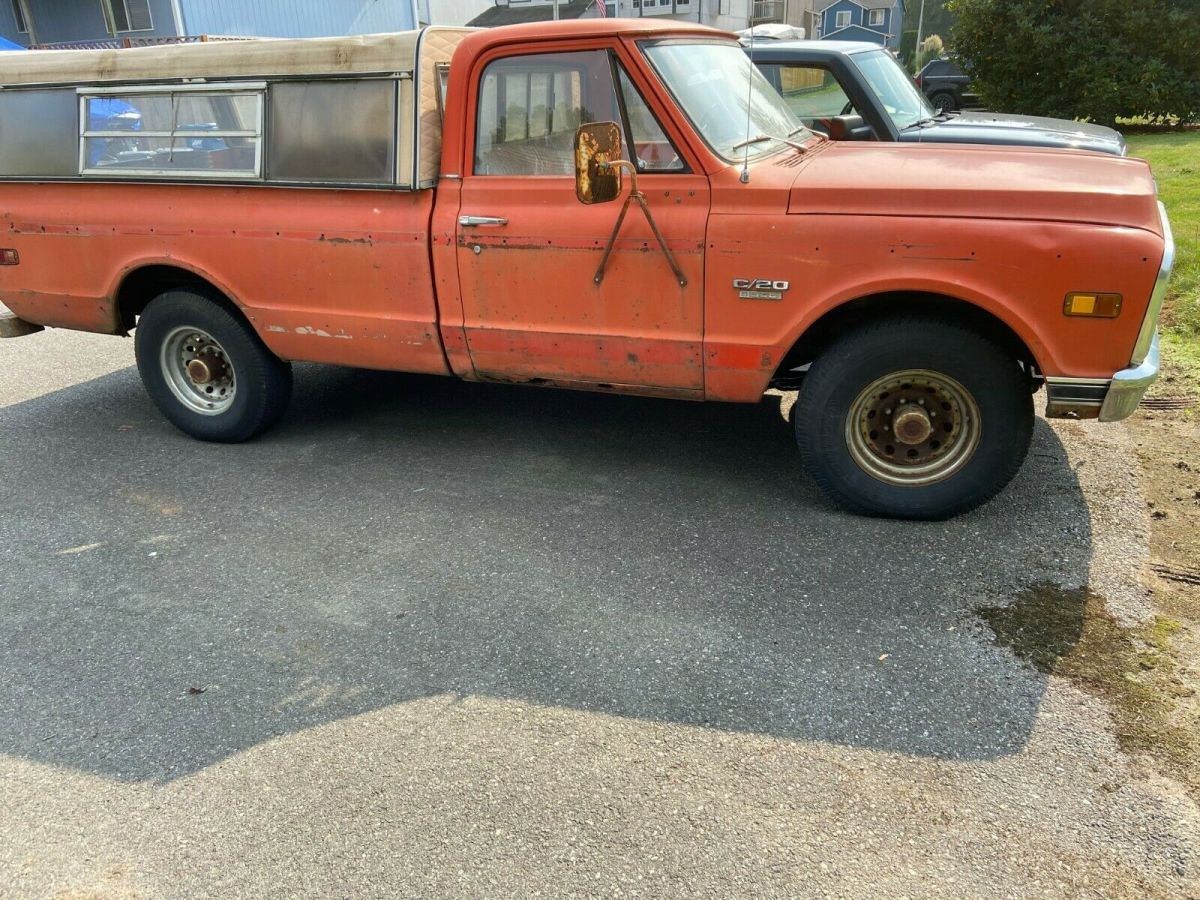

{"left": 0, "top": 365, "right": 1092, "bottom": 781}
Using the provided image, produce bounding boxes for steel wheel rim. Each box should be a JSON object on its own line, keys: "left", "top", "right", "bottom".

{"left": 159, "top": 325, "right": 236, "bottom": 416}
{"left": 845, "top": 369, "right": 981, "bottom": 486}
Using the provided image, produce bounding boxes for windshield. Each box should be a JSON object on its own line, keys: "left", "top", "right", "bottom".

{"left": 853, "top": 49, "right": 934, "bottom": 131}
{"left": 643, "top": 40, "right": 808, "bottom": 162}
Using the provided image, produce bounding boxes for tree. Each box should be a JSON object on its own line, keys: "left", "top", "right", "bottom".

{"left": 900, "top": 0, "right": 957, "bottom": 68}
{"left": 918, "top": 0, "right": 956, "bottom": 41}
{"left": 947, "top": 0, "right": 1200, "bottom": 125}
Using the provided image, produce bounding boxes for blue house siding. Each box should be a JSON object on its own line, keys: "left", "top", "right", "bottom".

{"left": 0, "top": 1, "right": 31, "bottom": 46}
{"left": 821, "top": 0, "right": 862, "bottom": 35}
{"left": 819, "top": 0, "right": 903, "bottom": 49}
{"left": 824, "top": 22, "right": 885, "bottom": 45}
{"left": 179, "top": 0, "right": 418, "bottom": 38}
{"left": 0, "top": 0, "right": 419, "bottom": 45}
{"left": 20, "top": 0, "right": 178, "bottom": 43}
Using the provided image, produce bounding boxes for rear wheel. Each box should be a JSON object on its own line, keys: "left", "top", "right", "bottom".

{"left": 930, "top": 91, "right": 958, "bottom": 113}
{"left": 134, "top": 288, "right": 292, "bottom": 442}
{"left": 794, "top": 318, "right": 1033, "bottom": 519}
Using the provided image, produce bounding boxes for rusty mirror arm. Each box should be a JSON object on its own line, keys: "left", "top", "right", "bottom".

{"left": 574, "top": 122, "right": 687, "bottom": 289}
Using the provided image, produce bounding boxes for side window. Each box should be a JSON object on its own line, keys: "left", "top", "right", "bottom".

{"left": 616, "top": 67, "right": 684, "bottom": 173}
{"left": 758, "top": 64, "right": 853, "bottom": 120}
{"left": 80, "top": 87, "right": 262, "bottom": 178}
{"left": 474, "top": 50, "right": 618, "bottom": 176}
{"left": 268, "top": 80, "right": 396, "bottom": 184}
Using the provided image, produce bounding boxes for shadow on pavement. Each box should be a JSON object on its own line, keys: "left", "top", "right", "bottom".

{"left": 0, "top": 365, "right": 1093, "bottom": 781}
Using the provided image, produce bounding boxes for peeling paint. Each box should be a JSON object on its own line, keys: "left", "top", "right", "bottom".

{"left": 295, "top": 326, "right": 353, "bottom": 339}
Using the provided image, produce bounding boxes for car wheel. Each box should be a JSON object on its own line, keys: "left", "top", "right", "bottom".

{"left": 134, "top": 288, "right": 293, "bottom": 442}
{"left": 793, "top": 317, "right": 1033, "bottom": 520}
{"left": 930, "top": 92, "right": 958, "bottom": 113}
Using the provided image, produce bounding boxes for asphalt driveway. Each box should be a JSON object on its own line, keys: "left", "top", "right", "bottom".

{"left": 1, "top": 330, "right": 1196, "bottom": 897}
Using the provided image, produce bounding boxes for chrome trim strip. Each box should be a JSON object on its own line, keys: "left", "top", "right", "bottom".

{"left": 1131, "top": 202, "right": 1174, "bottom": 366}
{"left": 1100, "top": 332, "right": 1161, "bottom": 421}
{"left": 1045, "top": 376, "right": 1110, "bottom": 386}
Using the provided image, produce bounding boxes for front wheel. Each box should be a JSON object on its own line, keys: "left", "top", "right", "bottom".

{"left": 134, "top": 288, "right": 293, "bottom": 442}
{"left": 794, "top": 318, "right": 1033, "bottom": 519}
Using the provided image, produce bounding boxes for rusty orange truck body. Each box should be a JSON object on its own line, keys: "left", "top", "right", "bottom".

{"left": 0, "top": 21, "right": 1174, "bottom": 518}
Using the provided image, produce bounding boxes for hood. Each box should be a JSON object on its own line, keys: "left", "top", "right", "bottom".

{"left": 788, "top": 142, "right": 1161, "bottom": 233}
{"left": 905, "top": 111, "right": 1127, "bottom": 156}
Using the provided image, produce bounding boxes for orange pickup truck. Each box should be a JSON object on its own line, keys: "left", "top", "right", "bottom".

{"left": 0, "top": 21, "right": 1174, "bottom": 519}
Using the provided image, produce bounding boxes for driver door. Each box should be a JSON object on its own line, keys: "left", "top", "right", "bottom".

{"left": 454, "top": 48, "right": 709, "bottom": 393}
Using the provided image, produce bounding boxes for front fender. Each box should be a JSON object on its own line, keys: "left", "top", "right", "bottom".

{"left": 703, "top": 212, "right": 1163, "bottom": 402}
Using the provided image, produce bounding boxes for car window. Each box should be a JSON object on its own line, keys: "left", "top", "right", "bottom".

{"left": 755, "top": 63, "right": 853, "bottom": 119}
{"left": 474, "top": 50, "right": 618, "bottom": 176}
{"left": 928, "top": 60, "right": 961, "bottom": 77}
{"left": 616, "top": 67, "right": 685, "bottom": 172}
{"left": 856, "top": 49, "right": 933, "bottom": 130}
{"left": 643, "top": 40, "right": 806, "bottom": 163}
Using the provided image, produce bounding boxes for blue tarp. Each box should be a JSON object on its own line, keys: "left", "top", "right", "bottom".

{"left": 0, "top": 36, "right": 25, "bottom": 50}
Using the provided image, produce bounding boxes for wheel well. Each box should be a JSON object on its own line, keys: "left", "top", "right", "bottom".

{"left": 771, "top": 292, "right": 1039, "bottom": 386}
{"left": 115, "top": 265, "right": 232, "bottom": 333}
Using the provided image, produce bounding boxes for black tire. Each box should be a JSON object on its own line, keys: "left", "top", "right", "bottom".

{"left": 134, "top": 288, "right": 292, "bottom": 442}
{"left": 794, "top": 317, "right": 1033, "bottom": 520}
{"left": 930, "top": 91, "right": 958, "bottom": 114}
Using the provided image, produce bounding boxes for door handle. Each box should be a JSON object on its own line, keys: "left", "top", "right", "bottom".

{"left": 459, "top": 215, "right": 508, "bottom": 227}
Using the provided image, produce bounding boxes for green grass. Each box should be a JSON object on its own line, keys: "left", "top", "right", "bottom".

{"left": 1126, "top": 132, "right": 1200, "bottom": 385}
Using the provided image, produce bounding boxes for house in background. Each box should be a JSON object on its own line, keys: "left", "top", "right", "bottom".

{"left": 0, "top": 0, "right": 421, "bottom": 48}
{"left": 0, "top": 0, "right": 826, "bottom": 46}
{"left": 815, "top": 0, "right": 903, "bottom": 48}
{"left": 457, "top": 0, "right": 819, "bottom": 35}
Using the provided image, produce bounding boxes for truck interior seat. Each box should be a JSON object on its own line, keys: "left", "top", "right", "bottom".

{"left": 476, "top": 131, "right": 575, "bottom": 176}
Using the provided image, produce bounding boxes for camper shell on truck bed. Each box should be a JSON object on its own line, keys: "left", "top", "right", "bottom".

{"left": 0, "top": 28, "right": 472, "bottom": 189}
{"left": 0, "top": 21, "right": 1174, "bottom": 520}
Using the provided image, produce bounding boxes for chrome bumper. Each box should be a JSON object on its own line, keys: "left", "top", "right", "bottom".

{"left": 1100, "top": 332, "right": 1160, "bottom": 420}
{"left": 1044, "top": 334, "right": 1160, "bottom": 421}
{"left": 1045, "top": 201, "right": 1172, "bottom": 423}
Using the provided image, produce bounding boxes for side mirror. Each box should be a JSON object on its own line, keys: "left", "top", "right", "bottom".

{"left": 574, "top": 121, "right": 624, "bottom": 204}
{"left": 827, "top": 114, "right": 875, "bottom": 141}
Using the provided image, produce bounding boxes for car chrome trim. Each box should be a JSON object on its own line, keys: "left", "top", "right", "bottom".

{"left": 1131, "top": 202, "right": 1174, "bottom": 366}
{"left": 1044, "top": 377, "right": 1106, "bottom": 419}
{"left": 1100, "top": 332, "right": 1160, "bottom": 422}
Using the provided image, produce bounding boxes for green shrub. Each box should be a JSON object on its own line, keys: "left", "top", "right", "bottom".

{"left": 948, "top": 0, "right": 1200, "bottom": 125}
{"left": 899, "top": 29, "right": 918, "bottom": 69}
{"left": 914, "top": 34, "right": 945, "bottom": 74}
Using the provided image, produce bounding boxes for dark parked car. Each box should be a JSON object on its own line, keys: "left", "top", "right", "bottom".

{"left": 915, "top": 58, "right": 970, "bottom": 113}
{"left": 745, "top": 40, "right": 1127, "bottom": 155}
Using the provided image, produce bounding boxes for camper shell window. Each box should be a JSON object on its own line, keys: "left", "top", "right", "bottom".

{"left": 0, "top": 88, "right": 78, "bottom": 176}
{"left": 268, "top": 79, "right": 399, "bottom": 185}
{"left": 79, "top": 84, "right": 265, "bottom": 178}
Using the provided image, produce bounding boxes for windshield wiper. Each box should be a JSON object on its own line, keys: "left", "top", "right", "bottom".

{"left": 789, "top": 124, "right": 828, "bottom": 143}
{"left": 731, "top": 133, "right": 813, "bottom": 152}
{"left": 901, "top": 116, "right": 937, "bottom": 130}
